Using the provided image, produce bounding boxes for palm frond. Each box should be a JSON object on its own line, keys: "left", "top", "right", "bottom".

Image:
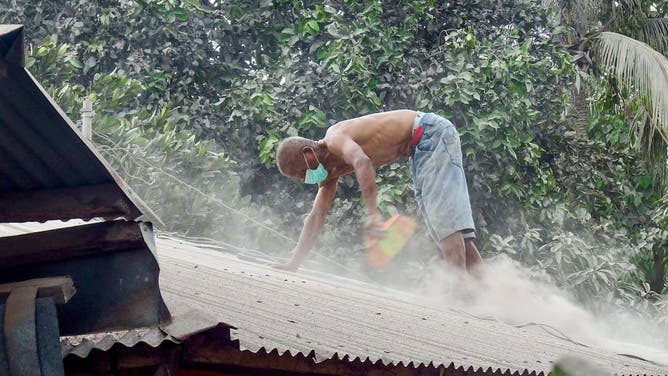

{"left": 596, "top": 32, "right": 668, "bottom": 145}
{"left": 639, "top": 18, "right": 668, "bottom": 55}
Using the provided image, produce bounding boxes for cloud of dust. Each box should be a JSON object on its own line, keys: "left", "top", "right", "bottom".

{"left": 411, "top": 255, "right": 668, "bottom": 366}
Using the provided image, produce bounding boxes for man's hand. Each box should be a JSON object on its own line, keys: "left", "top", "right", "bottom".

{"left": 271, "top": 262, "right": 299, "bottom": 272}
{"left": 363, "top": 212, "right": 384, "bottom": 247}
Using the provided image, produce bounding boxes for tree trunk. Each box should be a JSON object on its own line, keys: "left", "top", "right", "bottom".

{"left": 650, "top": 247, "right": 666, "bottom": 293}
{"left": 568, "top": 87, "right": 589, "bottom": 137}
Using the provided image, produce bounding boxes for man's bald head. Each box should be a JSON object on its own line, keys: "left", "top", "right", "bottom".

{"left": 276, "top": 136, "right": 319, "bottom": 181}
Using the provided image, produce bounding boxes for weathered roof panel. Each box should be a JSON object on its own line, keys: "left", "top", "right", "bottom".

{"left": 0, "top": 65, "right": 108, "bottom": 190}
{"left": 61, "top": 303, "right": 230, "bottom": 358}
{"left": 61, "top": 327, "right": 176, "bottom": 359}
{"left": 154, "top": 235, "right": 668, "bottom": 375}
{"left": 0, "top": 24, "right": 162, "bottom": 226}
{"left": 6, "top": 222, "right": 665, "bottom": 374}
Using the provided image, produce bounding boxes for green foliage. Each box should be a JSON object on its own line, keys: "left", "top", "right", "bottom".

{"left": 1, "top": 4, "right": 285, "bottom": 250}
{"left": 541, "top": 0, "right": 668, "bottom": 307}
{"left": 544, "top": 0, "right": 668, "bottom": 191}
{"left": 548, "top": 368, "right": 568, "bottom": 376}
{"left": 438, "top": 27, "right": 572, "bottom": 230}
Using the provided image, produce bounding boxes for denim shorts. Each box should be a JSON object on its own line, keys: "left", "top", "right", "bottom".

{"left": 409, "top": 112, "right": 476, "bottom": 242}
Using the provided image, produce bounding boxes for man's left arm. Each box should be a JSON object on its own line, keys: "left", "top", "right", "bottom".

{"left": 331, "top": 136, "right": 383, "bottom": 238}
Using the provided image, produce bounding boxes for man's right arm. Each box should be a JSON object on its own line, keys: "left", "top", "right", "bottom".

{"left": 273, "top": 178, "right": 338, "bottom": 271}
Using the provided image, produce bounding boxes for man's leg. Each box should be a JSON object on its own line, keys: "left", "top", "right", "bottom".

{"left": 440, "top": 232, "right": 483, "bottom": 274}
{"left": 464, "top": 239, "right": 483, "bottom": 273}
{"left": 440, "top": 232, "right": 466, "bottom": 270}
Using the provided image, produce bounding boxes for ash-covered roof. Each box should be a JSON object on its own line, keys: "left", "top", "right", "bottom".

{"left": 154, "top": 234, "right": 668, "bottom": 375}
{"left": 4, "top": 222, "right": 665, "bottom": 375}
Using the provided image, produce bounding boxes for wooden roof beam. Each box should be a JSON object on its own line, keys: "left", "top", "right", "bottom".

{"left": 0, "top": 183, "right": 143, "bottom": 223}
{"left": 0, "top": 220, "right": 150, "bottom": 268}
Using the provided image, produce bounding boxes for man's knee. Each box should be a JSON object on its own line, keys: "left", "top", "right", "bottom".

{"left": 441, "top": 231, "right": 464, "bottom": 247}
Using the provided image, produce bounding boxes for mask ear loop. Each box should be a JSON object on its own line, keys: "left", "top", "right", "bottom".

{"left": 303, "top": 147, "right": 320, "bottom": 169}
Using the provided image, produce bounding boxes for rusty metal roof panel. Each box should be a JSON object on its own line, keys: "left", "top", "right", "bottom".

{"left": 154, "top": 235, "right": 668, "bottom": 376}
{"left": 0, "top": 24, "right": 161, "bottom": 226}
{"left": 61, "top": 305, "right": 230, "bottom": 358}
{"left": 61, "top": 327, "right": 175, "bottom": 359}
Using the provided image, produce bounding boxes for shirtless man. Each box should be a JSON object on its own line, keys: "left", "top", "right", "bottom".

{"left": 274, "top": 109, "right": 482, "bottom": 273}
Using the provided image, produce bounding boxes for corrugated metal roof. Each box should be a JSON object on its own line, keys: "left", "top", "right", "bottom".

{"left": 0, "top": 24, "right": 162, "bottom": 226}
{"left": 61, "top": 327, "right": 176, "bottom": 359}
{"left": 4, "top": 222, "right": 666, "bottom": 374}
{"left": 60, "top": 315, "right": 230, "bottom": 359}
{"left": 0, "top": 219, "right": 99, "bottom": 237}
{"left": 153, "top": 235, "right": 668, "bottom": 375}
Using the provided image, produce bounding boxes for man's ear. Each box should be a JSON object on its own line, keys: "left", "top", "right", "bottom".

{"left": 301, "top": 146, "right": 311, "bottom": 168}
{"left": 302, "top": 146, "right": 314, "bottom": 159}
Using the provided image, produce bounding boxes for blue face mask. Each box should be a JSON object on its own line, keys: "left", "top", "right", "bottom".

{"left": 304, "top": 149, "right": 328, "bottom": 185}
{"left": 304, "top": 163, "right": 329, "bottom": 184}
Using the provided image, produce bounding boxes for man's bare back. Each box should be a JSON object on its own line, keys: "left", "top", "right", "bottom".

{"left": 322, "top": 109, "right": 416, "bottom": 173}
